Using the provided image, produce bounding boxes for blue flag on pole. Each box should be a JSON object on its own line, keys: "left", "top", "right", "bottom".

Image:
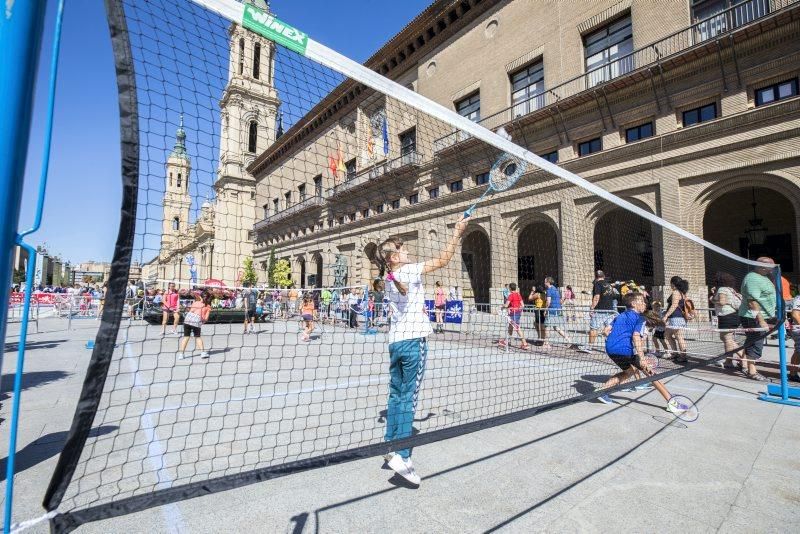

{"left": 382, "top": 115, "right": 389, "bottom": 156}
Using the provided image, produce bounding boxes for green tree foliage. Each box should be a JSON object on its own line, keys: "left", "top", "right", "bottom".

{"left": 242, "top": 257, "right": 258, "bottom": 286}
{"left": 266, "top": 247, "right": 277, "bottom": 286}
{"left": 272, "top": 259, "right": 292, "bottom": 288}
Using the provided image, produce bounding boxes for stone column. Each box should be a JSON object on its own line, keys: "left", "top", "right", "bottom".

{"left": 491, "top": 214, "right": 515, "bottom": 310}
{"left": 563, "top": 199, "right": 596, "bottom": 306}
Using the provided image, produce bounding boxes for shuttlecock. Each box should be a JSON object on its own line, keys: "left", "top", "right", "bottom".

{"left": 495, "top": 127, "right": 512, "bottom": 141}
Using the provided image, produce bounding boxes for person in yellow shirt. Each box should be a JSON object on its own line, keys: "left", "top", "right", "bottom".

{"left": 528, "top": 285, "right": 546, "bottom": 342}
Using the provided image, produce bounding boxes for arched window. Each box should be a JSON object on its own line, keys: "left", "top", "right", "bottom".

{"left": 253, "top": 42, "right": 261, "bottom": 79}
{"left": 238, "top": 38, "right": 245, "bottom": 75}
{"left": 177, "top": 173, "right": 182, "bottom": 188}
{"left": 248, "top": 121, "right": 258, "bottom": 153}
{"left": 169, "top": 172, "right": 173, "bottom": 187}
{"left": 172, "top": 217, "right": 179, "bottom": 231}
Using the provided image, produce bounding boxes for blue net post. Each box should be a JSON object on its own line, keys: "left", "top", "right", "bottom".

{"left": 0, "top": 1, "right": 47, "bottom": 379}
{"left": 1, "top": 2, "right": 60, "bottom": 531}
{"left": 759, "top": 267, "right": 800, "bottom": 407}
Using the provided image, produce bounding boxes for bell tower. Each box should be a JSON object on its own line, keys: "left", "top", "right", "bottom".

{"left": 213, "top": 0, "right": 280, "bottom": 284}
{"left": 162, "top": 116, "right": 191, "bottom": 255}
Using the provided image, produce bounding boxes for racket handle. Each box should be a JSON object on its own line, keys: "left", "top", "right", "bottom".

{"left": 463, "top": 205, "right": 476, "bottom": 218}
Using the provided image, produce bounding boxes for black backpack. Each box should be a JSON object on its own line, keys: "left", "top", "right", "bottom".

{"left": 247, "top": 291, "right": 257, "bottom": 308}
{"left": 599, "top": 281, "right": 618, "bottom": 299}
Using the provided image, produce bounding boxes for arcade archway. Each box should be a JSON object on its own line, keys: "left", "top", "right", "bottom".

{"left": 703, "top": 186, "right": 797, "bottom": 285}
{"left": 593, "top": 207, "right": 659, "bottom": 288}
{"left": 517, "top": 221, "right": 559, "bottom": 296}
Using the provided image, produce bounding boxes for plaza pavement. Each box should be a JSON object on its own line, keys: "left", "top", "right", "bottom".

{"left": 1, "top": 316, "right": 798, "bottom": 533}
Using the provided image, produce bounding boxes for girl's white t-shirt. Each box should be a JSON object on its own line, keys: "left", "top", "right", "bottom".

{"left": 386, "top": 262, "right": 433, "bottom": 344}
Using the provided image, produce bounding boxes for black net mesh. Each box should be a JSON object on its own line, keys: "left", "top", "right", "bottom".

{"left": 44, "top": 0, "right": 784, "bottom": 529}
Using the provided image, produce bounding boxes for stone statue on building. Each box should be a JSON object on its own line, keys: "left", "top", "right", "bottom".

{"left": 332, "top": 254, "right": 348, "bottom": 287}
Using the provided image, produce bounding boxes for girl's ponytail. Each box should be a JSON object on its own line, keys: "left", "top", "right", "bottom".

{"left": 377, "top": 237, "right": 408, "bottom": 296}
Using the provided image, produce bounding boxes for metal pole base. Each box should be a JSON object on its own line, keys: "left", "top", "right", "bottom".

{"left": 758, "top": 383, "right": 800, "bottom": 407}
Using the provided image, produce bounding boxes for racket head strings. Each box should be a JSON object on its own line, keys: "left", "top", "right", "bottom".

{"left": 489, "top": 153, "right": 527, "bottom": 192}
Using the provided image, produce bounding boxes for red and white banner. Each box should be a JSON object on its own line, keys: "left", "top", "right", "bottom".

{"left": 8, "top": 292, "right": 82, "bottom": 306}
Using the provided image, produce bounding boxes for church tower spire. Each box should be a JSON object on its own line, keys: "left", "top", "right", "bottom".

{"left": 161, "top": 115, "right": 192, "bottom": 255}
{"left": 171, "top": 114, "right": 187, "bottom": 158}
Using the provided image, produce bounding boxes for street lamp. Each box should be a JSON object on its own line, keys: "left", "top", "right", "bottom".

{"left": 744, "top": 187, "right": 768, "bottom": 251}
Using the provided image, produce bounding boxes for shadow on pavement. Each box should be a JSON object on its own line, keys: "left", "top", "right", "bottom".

{"left": 4, "top": 339, "right": 68, "bottom": 352}
{"left": 387, "top": 473, "right": 420, "bottom": 489}
{"left": 572, "top": 379, "right": 596, "bottom": 395}
{"left": 303, "top": 380, "right": 713, "bottom": 533}
{"left": 0, "top": 426, "right": 118, "bottom": 483}
{"left": 288, "top": 512, "right": 309, "bottom": 534}
{"left": 481, "top": 385, "right": 714, "bottom": 532}
{"left": 0, "top": 370, "right": 71, "bottom": 401}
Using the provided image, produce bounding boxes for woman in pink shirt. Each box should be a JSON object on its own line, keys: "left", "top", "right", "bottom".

{"left": 177, "top": 290, "right": 212, "bottom": 360}
{"left": 161, "top": 282, "right": 181, "bottom": 335}
{"left": 433, "top": 281, "right": 447, "bottom": 334}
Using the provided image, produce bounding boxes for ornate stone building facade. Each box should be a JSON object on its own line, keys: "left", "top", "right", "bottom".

{"left": 143, "top": 0, "right": 279, "bottom": 287}
{"left": 249, "top": 0, "right": 800, "bottom": 307}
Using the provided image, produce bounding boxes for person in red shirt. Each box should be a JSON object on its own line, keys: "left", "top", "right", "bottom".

{"left": 499, "top": 282, "right": 529, "bottom": 350}
{"left": 160, "top": 282, "right": 181, "bottom": 335}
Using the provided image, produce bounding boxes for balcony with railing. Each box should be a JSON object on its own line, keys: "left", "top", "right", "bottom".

{"left": 433, "top": 0, "right": 796, "bottom": 152}
{"left": 253, "top": 193, "right": 325, "bottom": 232}
{"left": 693, "top": 0, "right": 772, "bottom": 42}
{"left": 327, "top": 149, "right": 423, "bottom": 199}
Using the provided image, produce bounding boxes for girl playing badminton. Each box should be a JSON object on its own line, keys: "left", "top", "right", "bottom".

{"left": 374, "top": 215, "right": 468, "bottom": 486}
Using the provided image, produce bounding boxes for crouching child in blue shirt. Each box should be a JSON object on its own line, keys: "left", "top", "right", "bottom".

{"left": 597, "top": 292, "right": 682, "bottom": 415}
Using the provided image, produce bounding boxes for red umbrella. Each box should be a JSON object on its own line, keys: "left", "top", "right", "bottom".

{"left": 203, "top": 278, "right": 226, "bottom": 288}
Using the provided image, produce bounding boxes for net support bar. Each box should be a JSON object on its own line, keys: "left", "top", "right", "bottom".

{"left": 759, "top": 271, "right": 800, "bottom": 407}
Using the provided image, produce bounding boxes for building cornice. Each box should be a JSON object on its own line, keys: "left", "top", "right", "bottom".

{"left": 214, "top": 174, "right": 255, "bottom": 191}
{"left": 247, "top": 0, "right": 501, "bottom": 178}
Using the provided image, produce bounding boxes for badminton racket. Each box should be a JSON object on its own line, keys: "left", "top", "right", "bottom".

{"left": 464, "top": 151, "right": 527, "bottom": 217}
{"left": 667, "top": 395, "right": 699, "bottom": 422}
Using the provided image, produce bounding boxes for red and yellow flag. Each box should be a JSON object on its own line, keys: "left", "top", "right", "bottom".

{"left": 328, "top": 155, "right": 338, "bottom": 179}
{"left": 367, "top": 134, "right": 375, "bottom": 159}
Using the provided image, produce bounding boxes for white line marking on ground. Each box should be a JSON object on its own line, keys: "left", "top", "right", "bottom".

{"left": 122, "top": 335, "right": 188, "bottom": 533}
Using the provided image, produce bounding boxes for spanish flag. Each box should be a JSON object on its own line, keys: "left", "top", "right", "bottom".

{"left": 328, "top": 155, "right": 338, "bottom": 179}
{"left": 337, "top": 143, "right": 347, "bottom": 176}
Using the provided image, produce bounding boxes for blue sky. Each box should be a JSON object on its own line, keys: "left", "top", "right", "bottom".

{"left": 22, "top": 0, "right": 431, "bottom": 264}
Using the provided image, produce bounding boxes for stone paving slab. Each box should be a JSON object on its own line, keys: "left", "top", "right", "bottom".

{"left": 0, "top": 318, "right": 798, "bottom": 533}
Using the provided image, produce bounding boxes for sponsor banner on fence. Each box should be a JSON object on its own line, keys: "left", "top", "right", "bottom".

{"left": 8, "top": 292, "right": 89, "bottom": 307}
{"left": 424, "top": 300, "right": 464, "bottom": 324}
